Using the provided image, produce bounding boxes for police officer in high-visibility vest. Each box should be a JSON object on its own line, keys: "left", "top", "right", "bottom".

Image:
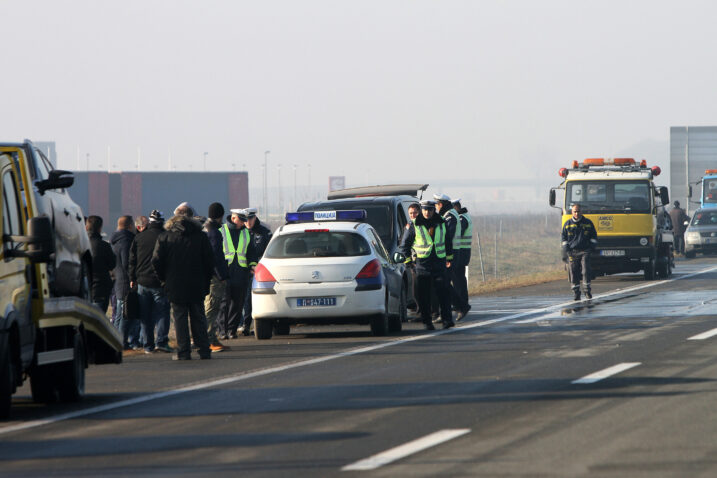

{"left": 397, "top": 199, "right": 455, "bottom": 330}
{"left": 450, "top": 198, "right": 472, "bottom": 319}
{"left": 241, "top": 207, "right": 272, "bottom": 336}
{"left": 222, "top": 208, "right": 259, "bottom": 337}
{"left": 433, "top": 193, "right": 460, "bottom": 319}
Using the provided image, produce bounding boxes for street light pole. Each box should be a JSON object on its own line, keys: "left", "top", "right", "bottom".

{"left": 277, "top": 163, "right": 282, "bottom": 216}
{"left": 263, "top": 150, "right": 270, "bottom": 216}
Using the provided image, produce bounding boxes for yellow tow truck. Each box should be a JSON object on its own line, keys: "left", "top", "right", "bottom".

{"left": 0, "top": 144, "right": 121, "bottom": 419}
{"left": 549, "top": 158, "right": 674, "bottom": 280}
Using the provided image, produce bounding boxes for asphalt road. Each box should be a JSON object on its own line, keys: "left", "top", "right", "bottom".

{"left": 3, "top": 257, "right": 717, "bottom": 477}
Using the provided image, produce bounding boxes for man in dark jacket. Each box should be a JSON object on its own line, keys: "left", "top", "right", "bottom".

{"left": 152, "top": 203, "right": 214, "bottom": 360}
{"left": 241, "top": 207, "right": 272, "bottom": 335}
{"left": 86, "top": 216, "right": 116, "bottom": 313}
{"left": 129, "top": 210, "right": 172, "bottom": 353}
{"left": 450, "top": 198, "right": 472, "bottom": 319}
{"left": 398, "top": 199, "right": 455, "bottom": 330}
{"left": 204, "top": 202, "right": 230, "bottom": 352}
{"left": 669, "top": 200, "right": 689, "bottom": 254}
{"left": 111, "top": 215, "right": 137, "bottom": 349}
{"left": 561, "top": 203, "right": 598, "bottom": 300}
{"left": 223, "top": 208, "right": 259, "bottom": 338}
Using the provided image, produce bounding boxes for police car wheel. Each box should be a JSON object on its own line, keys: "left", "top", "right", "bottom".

{"left": 254, "top": 319, "right": 273, "bottom": 340}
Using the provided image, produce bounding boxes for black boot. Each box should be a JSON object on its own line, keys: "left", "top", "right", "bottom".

{"left": 573, "top": 289, "right": 581, "bottom": 301}
{"left": 585, "top": 288, "right": 592, "bottom": 299}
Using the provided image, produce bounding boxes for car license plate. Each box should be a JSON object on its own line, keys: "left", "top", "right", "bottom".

{"left": 600, "top": 249, "right": 626, "bottom": 256}
{"left": 297, "top": 297, "right": 337, "bottom": 307}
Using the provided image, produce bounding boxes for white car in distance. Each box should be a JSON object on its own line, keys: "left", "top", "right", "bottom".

{"left": 251, "top": 210, "right": 406, "bottom": 339}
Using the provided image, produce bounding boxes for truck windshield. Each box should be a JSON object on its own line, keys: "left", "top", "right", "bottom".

{"left": 566, "top": 180, "right": 651, "bottom": 214}
{"left": 299, "top": 204, "right": 393, "bottom": 245}
{"left": 703, "top": 179, "right": 717, "bottom": 205}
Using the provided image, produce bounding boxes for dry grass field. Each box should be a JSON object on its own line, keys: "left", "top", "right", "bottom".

{"left": 466, "top": 213, "right": 566, "bottom": 295}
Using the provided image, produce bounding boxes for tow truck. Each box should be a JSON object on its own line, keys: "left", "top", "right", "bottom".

{"left": 0, "top": 144, "right": 121, "bottom": 419}
{"left": 549, "top": 158, "right": 674, "bottom": 280}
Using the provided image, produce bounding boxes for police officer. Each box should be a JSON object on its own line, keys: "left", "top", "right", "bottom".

{"left": 222, "top": 208, "right": 259, "bottom": 337}
{"left": 561, "top": 203, "right": 598, "bottom": 300}
{"left": 241, "top": 207, "right": 272, "bottom": 335}
{"left": 434, "top": 193, "right": 460, "bottom": 321}
{"left": 451, "top": 198, "right": 472, "bottom": 319}
{"left": 398, "top": 199, "right": 455, "bottom": 330}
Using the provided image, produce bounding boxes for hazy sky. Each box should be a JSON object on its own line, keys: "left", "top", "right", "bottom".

{"left": 3, "top": 0, "right": 717, "bottom": 195}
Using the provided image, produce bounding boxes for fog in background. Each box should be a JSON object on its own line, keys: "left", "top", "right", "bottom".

{"left": 2, "top": 0, "right": 717, "bottom": 213}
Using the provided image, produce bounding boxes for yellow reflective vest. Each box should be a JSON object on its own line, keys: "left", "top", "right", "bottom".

{"left": 222, "top": 224, "right": 250, "bottom": 267}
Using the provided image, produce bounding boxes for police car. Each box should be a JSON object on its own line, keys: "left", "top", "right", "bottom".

{"left": 251, "top": 210, "right": 406, "bottom": 339}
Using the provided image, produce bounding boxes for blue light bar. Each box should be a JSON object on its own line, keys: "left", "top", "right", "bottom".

{"left": 285, "top": 210, "right": 367, "bottom": 224}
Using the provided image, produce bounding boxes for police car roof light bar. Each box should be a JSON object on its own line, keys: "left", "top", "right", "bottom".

{"left": 285, "top": 209, "right": 367, "bottom": 224}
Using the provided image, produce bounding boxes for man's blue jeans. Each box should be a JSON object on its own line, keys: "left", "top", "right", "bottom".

{"left": 114, "top": 298, "right": 140, "bottom": 349}
{"left": 138, "top": 284, "right": 170, "bottom": 350}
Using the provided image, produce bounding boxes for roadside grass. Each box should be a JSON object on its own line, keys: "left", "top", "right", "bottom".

{"left": 467, "top": 213, "right": 565, "bottom": 295}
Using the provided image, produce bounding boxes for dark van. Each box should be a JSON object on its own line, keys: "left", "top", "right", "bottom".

{"left": 298, "top": 184, "right": 428, "bottom": 316}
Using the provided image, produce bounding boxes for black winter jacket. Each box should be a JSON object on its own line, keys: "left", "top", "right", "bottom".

{"left": 398, "top": 213, "right": 452, "bottom": 274}
{"left": 204, "top": 218, "right": 230, "bottom": 281}
{"left": 89, "top": 232, "right": 116, "bottom": 302}
{"left": 561, "top": 216, "right": 598, "bottom": 252}
{"left": 248, "top": 219, "right": 272, "bottom": 259}
{"left": 152, "top": 215, "right": 214, "bottom": 304}
{"left": 129, "top": 222, "right": 164, "bottom": 288}
{"left": 111, "top": 229, "right": 135, "bottom": 298}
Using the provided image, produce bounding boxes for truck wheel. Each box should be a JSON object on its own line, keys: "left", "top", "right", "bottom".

{"left": 57, "top": 333, "right": 86, "bottom": 402}
{"left": 31, "top": 365, "right": 57, "bottom": 403}
{"left": 643, "top": 258, "right": 656, "bottom": 280}
{"left": 0, "top": 335, "right": 14, "bottom": 419}
{"left": 254, "top": 319, "right": 273, "bottom": 340}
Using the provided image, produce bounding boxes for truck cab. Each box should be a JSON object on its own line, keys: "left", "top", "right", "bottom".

{"left": 550, "top": 158, "right": 674, "bottom": 280}
{"left": 697, "top": 170, "right": 717, "bottom": 209}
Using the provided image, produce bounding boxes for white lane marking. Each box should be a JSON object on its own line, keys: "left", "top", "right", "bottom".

{"left": 571, "top": 362, "right": 641, "bottom": 384}
{"left": 341, "top": 429, "right": 471, "bottom": 471}
{"left": 687, "top": 327, "right": 717, "bottom": 340}
{"left": 3, "top": 265, "right": 717, "bottom": 437}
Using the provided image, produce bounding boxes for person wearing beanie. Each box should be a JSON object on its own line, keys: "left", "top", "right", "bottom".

{"left": 203, "top": 202, "right": 230, "bottom": 352}
{"left": 129, "top": 209, "right": 172, "bottom": 353}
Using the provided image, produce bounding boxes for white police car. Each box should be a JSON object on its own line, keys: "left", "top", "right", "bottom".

{"left": 251, "top": 210, "right": 406, "bottom": 339}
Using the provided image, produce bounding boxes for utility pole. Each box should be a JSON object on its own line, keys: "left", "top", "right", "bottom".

{"left": 263, "top": 150, "right": 270, "bottom": 217}
{"left": 203, "top": 152, "right": 208, "bottom": 171}
{"left": 277, "top": 163, "right": 282, "bottom": 216}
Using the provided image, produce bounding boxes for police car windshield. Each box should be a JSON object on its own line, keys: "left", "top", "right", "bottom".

{"left": 265, "top": 231, "right": 371, "bottom": 258}
{"left": 566, "top": 180, "right": 651, "bottom": 214}
{"left": 691, "top": 210, "right": 717, "bottom": 226}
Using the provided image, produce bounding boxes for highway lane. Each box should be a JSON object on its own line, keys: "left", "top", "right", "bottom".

{"left": 2, "top": 257, "right": 717, "bottom": 477}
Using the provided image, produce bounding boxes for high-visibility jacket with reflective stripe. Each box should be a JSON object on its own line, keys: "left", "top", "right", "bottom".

{"left": 444, "top": 209, "right": 461, "bottom": 253}
{"left": 222, "top": 224, "right": 251, "bottom": 267}
{"left": 414, "top": 223, "right": 447, "bottom": 259}
{"left": 457, "top": 213, "right": 472, "bottom": 249}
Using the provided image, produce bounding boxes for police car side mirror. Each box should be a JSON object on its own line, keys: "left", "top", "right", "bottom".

{"left": 393, "top": 252, "right": 406, "bottom": 263}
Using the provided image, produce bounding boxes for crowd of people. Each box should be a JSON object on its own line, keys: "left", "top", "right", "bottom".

{"left": 86, "top": 202, "right": 271, "bottom": 360}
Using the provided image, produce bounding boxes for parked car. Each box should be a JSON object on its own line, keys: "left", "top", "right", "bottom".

{"left": 684, "top": 208, "right": 717, "bottom": 258}
{"left": 251, "top": 210, "right": 405, "bottom": 339}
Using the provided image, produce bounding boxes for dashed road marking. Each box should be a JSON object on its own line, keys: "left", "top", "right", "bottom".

{"left": 687, "top": 327, "right": 717, "bottom": 340}
{"left": 571, "top": 362, "right": 641, "bottom": 384}
{"left": 341, "top": 429, "right": 471, "bottom": 471}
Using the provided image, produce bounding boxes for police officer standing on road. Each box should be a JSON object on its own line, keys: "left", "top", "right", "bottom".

{"left": 241, "top": 208, "right": 272, "bottom": 335}
{"left": 562, "top": 203, "right": 598, "bottom": 300}
{"left": 222, "top": 208, "right": 259, "bottom": 338}
{"left": 398, "top": 199, "right": 455, "bottom": 330}
{"left": 434, "top": 193, "right": 460, "bottom": 318}
{"left": 451, "top": 198, "right": 472, "bottom": 320}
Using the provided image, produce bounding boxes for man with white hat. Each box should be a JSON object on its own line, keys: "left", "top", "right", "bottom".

{"left": 397, "top": 199, "right": 455, "bottom": 330}
{"left": 241, "top": 207, "right": 272, "bottom": 335}
{"left": 221, "top": 208, "right": 259, "bottom": 338}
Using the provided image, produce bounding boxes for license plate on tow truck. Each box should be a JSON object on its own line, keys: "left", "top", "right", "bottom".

{"left": 600, "top": 250, "right": 626, "bottom": 257}
{"left": 297, "top": 297, "right": 337, "bottom": 307}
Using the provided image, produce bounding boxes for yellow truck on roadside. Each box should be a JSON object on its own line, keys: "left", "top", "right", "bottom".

{"left": 550, "top": 158, "right": 674, "bottom": 280}
{"left": 0, "top": 141, "right": 122, "bottom": 419}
